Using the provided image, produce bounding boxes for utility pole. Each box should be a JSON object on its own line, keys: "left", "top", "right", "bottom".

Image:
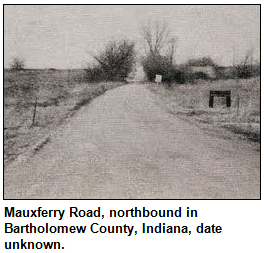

{"left": 31, "top": 73, "right": 38, "bottom": 126}
{"left": 236, "top": 93, "right": 240, "bottom": 117}
{"left": 169, "top": 38, "right": 177, "bottom": 65}
{"left": 232, "top": 45, "right": 240, "bottom": 116}
{"left": 68, "top": 69, "right": 70, "bottom": 86}
{"left": 32, "top": 96, "right": 37, "bottom": 126}
{"left": 250, "top": 48, "right": 253, "bottom": 75}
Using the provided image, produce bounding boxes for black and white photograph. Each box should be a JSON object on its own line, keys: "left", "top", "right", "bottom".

{"left": 3, "top": 5, "right": 260, "bottom": 199}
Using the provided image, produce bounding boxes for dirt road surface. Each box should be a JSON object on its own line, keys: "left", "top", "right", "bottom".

{"left": 4, "top": 84, "right": 260, "bottom": 199}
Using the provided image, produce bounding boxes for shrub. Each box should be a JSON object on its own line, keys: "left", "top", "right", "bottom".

{"left": 233, "top": 51, "right": 259, "bottom": 79}
{"left": 10, "top": 57, "right": 25, "bottom": 71}
{"left": 142, "top": 53, "right": 170, "bottom": 81}
{"left": 87, "top": 40, "right": 136, "bottom": 82}
{"left": 142, "top": 53, "right": 185, "bottom": 84}
{"left": 193, "top": 71, "right": 209, "bottom": 80}
{"left": 186, "top": 57, "right": 218, "bottom": 67}
{"left": 86, "top": 66, "right": 107, "bottom": 82}
{"left": 235, "top": 65, "right": 253, "bottom": 79}
{"left": 164, "top": 68, "right": 186, "bottom": 84}
{"left": 251, "top": 64, "right": 260, "bottom": 77}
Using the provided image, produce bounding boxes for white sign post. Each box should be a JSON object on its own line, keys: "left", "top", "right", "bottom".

{"left": 155, "top": 74, "right": 162, "bottom": 83}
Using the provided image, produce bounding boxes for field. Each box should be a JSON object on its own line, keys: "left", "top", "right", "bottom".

{"left": 148, "top": 77, "right": 260, "bottom": 145}
{"left": 4, "top": 69, "right": 124, "bottom": 166}
{"left": 4, "top": 70, "right": 260, "bottom": 166}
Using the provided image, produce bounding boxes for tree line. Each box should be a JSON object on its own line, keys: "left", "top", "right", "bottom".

{"left": 10, "top": 21, "right": 260, "bottom": 83}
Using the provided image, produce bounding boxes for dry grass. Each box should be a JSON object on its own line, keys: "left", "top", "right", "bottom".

{"left": 4, "top": 69, "right": 124, "bottom": 166}
{"left": 148, "top": 77, "right": 260, "bottom": 143}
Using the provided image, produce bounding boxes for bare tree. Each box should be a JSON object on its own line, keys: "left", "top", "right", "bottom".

{"left": 141, "top": 21, "right": 183, "bottom": 84}
{"left": 10, "top": 57, "right": 25, "bottom": 70}
{"left": 235, "top": 49, "right": 254, "bottom": 79}
{"left": 141, "top": 21, "right": 177, "bottom": 58}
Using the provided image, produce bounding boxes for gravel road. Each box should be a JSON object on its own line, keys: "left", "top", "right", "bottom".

{"left": 4, "top": 84, "right": 260, "bottom": 199}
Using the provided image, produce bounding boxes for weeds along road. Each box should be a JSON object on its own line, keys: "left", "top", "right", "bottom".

{"left": 4, "top": 84, "right": 260, "bottom": 199}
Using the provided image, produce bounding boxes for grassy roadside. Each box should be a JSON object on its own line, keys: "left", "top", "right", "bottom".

{"left": 4, "top": 69, "right": 125, "bottom": 166}
{"left": 148, "top": 77, "right": 260, "bottom": 145}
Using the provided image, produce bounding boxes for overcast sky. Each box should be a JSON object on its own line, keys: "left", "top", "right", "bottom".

{"left": 4, "top": 5, "right": 260, "bottom": 69}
